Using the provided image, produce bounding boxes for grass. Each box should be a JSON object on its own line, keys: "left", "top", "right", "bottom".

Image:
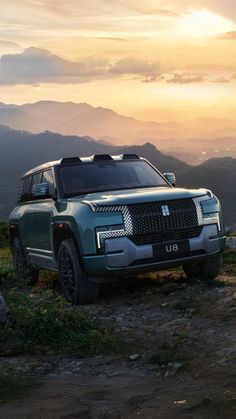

{"left": 0, "top": 222, "right": 9, "bottom": 249}
{"left": 223, "top": 250, "right": 236, "bottom": 275}
{"left": 0, "top": 289, "right": 116, "bottom": 356}
{"left": 0, "top": 245, "right": 119, "bottom": 357}
{"left": 0, "top": 248, "right": 14, "bottom": 283}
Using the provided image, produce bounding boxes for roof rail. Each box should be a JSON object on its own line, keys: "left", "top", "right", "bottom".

{"left": 61, "top": 157, "right": 81, "bottom": 164}
{"left": 93, "top": 154, "right": 113, "bottom": 161}
{"left": 122, "top": 154, "right": 140, "bottom": 160}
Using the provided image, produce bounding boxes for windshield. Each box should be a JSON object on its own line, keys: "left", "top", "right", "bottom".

{"left": 60, "top": 160, "right": 169, "bottom": 196}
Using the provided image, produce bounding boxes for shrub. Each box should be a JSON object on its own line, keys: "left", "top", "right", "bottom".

{"left": 0, "top": 222, "right": 9, "bottom": 248}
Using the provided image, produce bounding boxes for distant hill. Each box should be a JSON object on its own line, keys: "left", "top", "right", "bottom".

{"left": 0, "top": 101, "right": 181, "bottom": 146}
{"left": 177, "top": 157, "right": 236, "bottom": 227}
{"left": 1, "top": 101, "right": 236, "bottom": 165}
{"left": 0, "top": 125, "right": 235, "bottom": 227}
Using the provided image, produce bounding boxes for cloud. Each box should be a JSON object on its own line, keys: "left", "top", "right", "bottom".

{"left": 114, "top": 1, "right": 181, "bottom": 16}
{"left": 0, "top": 40, "right": 21, "bottom": 49}
{"left": 0, "top": 48, "right": 165, "bottom": 85}
{"left": 110, "top": 57, "right": 161, "bottom": 77}
{"left": 141, "top": 72, "right": 208, "bottom": 84}
{"left": 219, "top": 31, "right": 236, "bottom": 39}
{"left": 0, "top": 47, "right": 231, "bottom": 87}
{"left": 166, "top": 0, "right": 236, "bottom": 22}
{"left": 142, "top": 76, "right": 158, "bottom": 83}
{"left": 0, "top": 40, "right": 22, "bottom": 55}
{"left": 16, "top": 1, "right": 180, "bottom": 18}
{"left": 212, "top": 77, "right": 230, "bottom": 83}
{"left": 166, "top": 73, "right": 205, "bottom": 84}
{"left": 0, "top": 47, "right": 107, "bottom": 85}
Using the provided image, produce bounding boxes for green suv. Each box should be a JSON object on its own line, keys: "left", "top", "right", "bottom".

{"left": 9, "top": 154, "right": 226, "bottom": 304}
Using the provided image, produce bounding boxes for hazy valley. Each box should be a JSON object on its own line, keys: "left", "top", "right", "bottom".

{"left": 1, "top": 101, "right": 236, "bottom": 165}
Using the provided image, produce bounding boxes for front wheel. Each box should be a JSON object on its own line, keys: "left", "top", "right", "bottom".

{"left": 183, "top": 253, "right": 222, "bottom": 281}
{"left": 12, "top": 237, "right": 39, "bottom": 285}
{"left": 58, "top": 238, "right": 99, "bottom": 305}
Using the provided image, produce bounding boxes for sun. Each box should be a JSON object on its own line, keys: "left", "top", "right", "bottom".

{"left": 178, "top": 9, "right": 235, "bottom": 38}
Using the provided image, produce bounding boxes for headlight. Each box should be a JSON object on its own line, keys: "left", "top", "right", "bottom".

{"left": 193, "top": 194, "right": 221, "bottom": 231}
{"left": 96, "top": 224, "right": 126, "bottom": 249}
{"left": 83, "top": 201, "right": 134, "bottom": 249}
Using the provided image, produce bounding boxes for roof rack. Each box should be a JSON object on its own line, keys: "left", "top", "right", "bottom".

{"left": 93, "top": 154, "right": 113, "bottom": 161}
{"left": 122, "top": 154, "right": 140, "bottom": 160}
{"left": 61, "top": 157, "right": 81, "bottom": 164}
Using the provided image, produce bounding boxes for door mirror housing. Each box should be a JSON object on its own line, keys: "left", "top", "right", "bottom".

{"left": 32, "top": 183, "right": 50, "bottom": 199}
{"left": 163, "top": 173, "right": 176, "bottom": 187}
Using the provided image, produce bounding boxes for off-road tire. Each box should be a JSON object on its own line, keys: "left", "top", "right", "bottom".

{"left": 183, "top": 253, "right": 221, "bottom": 281}
{"left": 12, "top": 237, "right": 39, "bottom": 285}
{"left": 58, "top": 238, "right": 99, "bottom": 305}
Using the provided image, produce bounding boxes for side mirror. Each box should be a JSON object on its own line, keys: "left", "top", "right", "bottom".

{"left": 164, "top": 173, "right": 176, "bottom": 187}
{"left": 32, "top": 183, "right": 50, "bottom": 198}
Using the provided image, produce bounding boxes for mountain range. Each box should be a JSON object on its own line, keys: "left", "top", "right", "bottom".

{"left": 1, "top": 101, "right": 236, "bottom": 165}
{"left": 0, "top": 124, "right": 235, "bottom": 227}
{"left": 0, "top": 100, "right": 180, "bottom": 145}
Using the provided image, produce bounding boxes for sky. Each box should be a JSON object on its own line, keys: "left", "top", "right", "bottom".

{"left": 1, "top": 0, "right": 236, "bottom": 119}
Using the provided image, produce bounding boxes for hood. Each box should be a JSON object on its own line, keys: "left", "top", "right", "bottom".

{"left": 70, "top": 187, "right": 209, "bottom": 206}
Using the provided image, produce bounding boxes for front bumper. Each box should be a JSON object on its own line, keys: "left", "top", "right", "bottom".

{"left": 82, "top": 224, "right": 226, "bottom": 277}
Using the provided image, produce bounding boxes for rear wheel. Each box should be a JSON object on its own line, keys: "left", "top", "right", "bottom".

{"left": 58, "top": 238, "right": 99, "bottom": 305}
{"left": 12, "top": 237, "right": 39, "bottom": 285}
{"left": 183, "top": 253, "right": 221, "bottom": 281}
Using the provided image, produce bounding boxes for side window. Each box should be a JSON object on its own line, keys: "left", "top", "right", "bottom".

{"left": 42, "top": 169, "right": 55, "bottom": 196}
{"left": 31, "top": 172, "right": 42, "bottom": 190}
{"left": 18, "top": 176, "right": 32, "bottom": 203}
{"left": 30, "top": 172, "right": 42, "bottom": 198}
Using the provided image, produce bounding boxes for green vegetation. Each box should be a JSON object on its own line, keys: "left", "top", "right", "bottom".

{"left": 0, "top": 221, "right": 9, "bottom": 248}
{"left": 223, "top": 250, "right": 236, "bottom": 276}
{"left": 0, "top": 248, "right": 14, "bottom": 282}
{"left": 0, "top": 240, "right": 117, "bottom": 357}
{"left": 0, "top": 290, "right": 115, "bottom": 356}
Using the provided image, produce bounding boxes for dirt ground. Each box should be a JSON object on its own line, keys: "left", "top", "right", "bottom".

{"left": 0, "top": 272, "right": 236, "bottom": 418}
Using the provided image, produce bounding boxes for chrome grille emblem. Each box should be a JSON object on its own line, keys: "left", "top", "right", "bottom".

{"left": 161, "top": 205, "right": 170, "bottom": 216}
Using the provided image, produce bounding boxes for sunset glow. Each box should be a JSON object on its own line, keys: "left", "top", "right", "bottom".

{"left": 178, "top": 10, "right": 235, "bottom": 37}
{"left": 1, "top": 0, "right": 236, "bottom": 120}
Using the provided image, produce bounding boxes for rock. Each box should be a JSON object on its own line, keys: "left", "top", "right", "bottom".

{"left": 160, "top": 283, "right": 184, "bottom": 295}
{"left": 129, "top": 354, "right": 140, "bottom": 361}
{"left": 226, "top": 237, "right": 236, "bottom": 249}
{"left": 165, "top": 362, "right": 182, "bottom": 377}
{"left": 0, "top": 294, "right": 12, "bottom": 325}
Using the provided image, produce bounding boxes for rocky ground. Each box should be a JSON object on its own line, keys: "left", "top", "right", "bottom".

{"left": 0, "top": 271, "right": 236, "bottom": 418}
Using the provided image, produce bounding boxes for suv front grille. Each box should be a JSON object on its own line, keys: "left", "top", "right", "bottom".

{"left": 128, "top": 199, "right": 198, "bottom": 236}
{"left": 130, "top": 226, "right": 202, "bottom": 245}
{"left": 92, "top": 198, "right": 199, "bottom": 247}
